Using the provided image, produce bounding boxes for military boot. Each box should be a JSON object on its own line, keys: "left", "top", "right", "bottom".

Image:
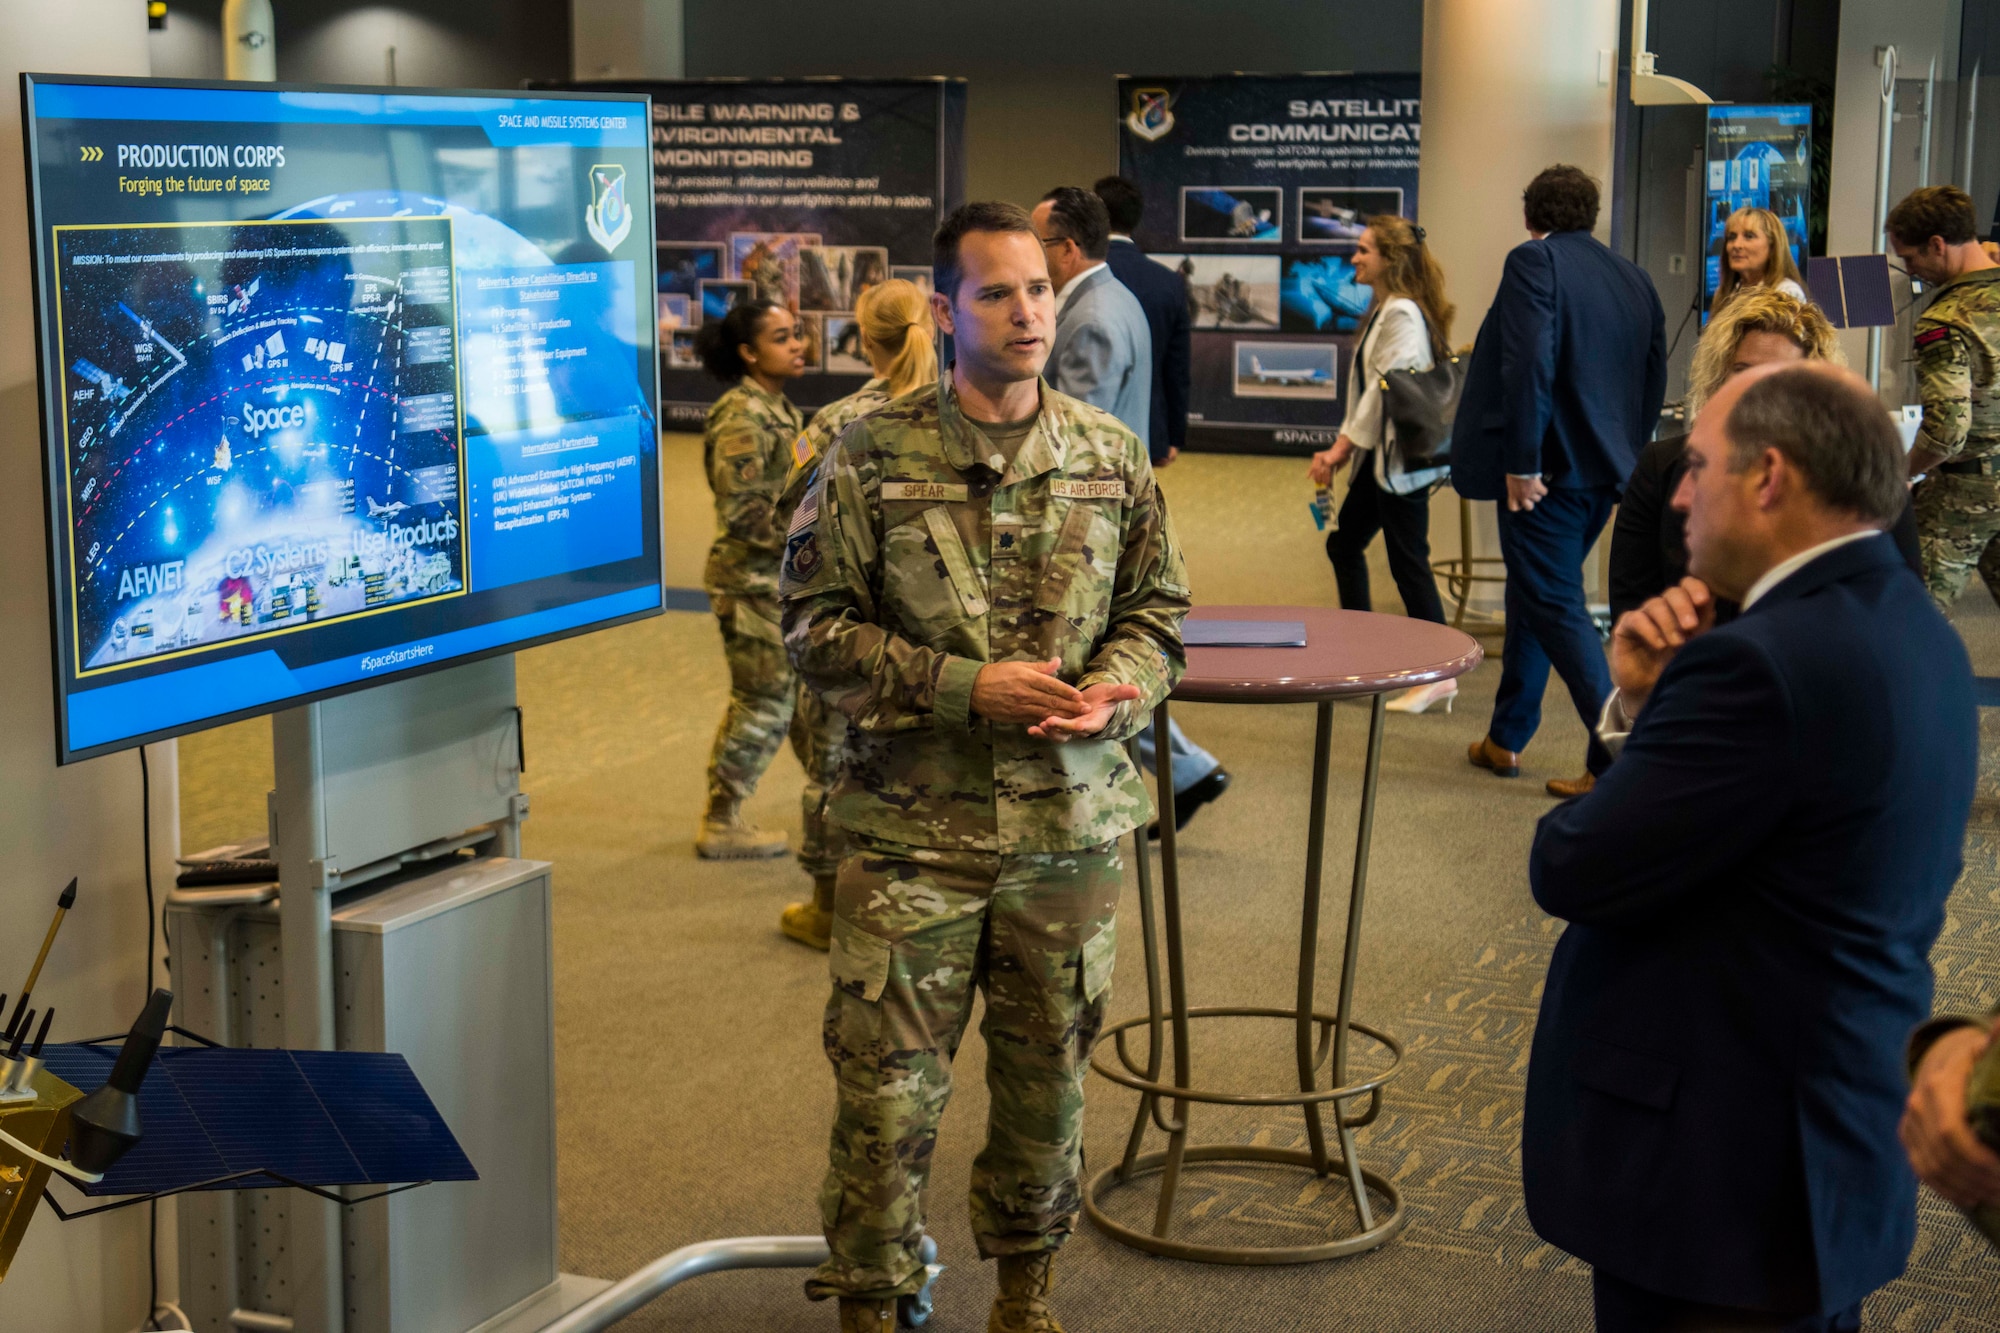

{"left": 696, "top": 797, "right": 789, "bottom": 860}
{"left": 990, "top": 1250, "right": 1064, "bottom": 1333}
{"left": 780, "top": 873, "right": 836, "bottom": 950}
{"left": 837, "top": 1296, "right": 897, "bottom": 1331}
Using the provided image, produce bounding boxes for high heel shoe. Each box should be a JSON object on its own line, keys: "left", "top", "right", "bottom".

{"left": 1385, "top": 679, "right": 1457, "bottom": 714}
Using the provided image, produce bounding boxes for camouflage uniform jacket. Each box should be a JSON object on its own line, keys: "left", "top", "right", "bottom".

{"left": 779, "top": 374, "right": 1190, "bottom": 853}
{"left": 776, "top": 377, "right": 894, "bottom": 531}
{"left": 703, "top": 378, "right": 805, "bottom": 598}
{"left": 1913, "top": 267, "right": 2000, "bottom": 464}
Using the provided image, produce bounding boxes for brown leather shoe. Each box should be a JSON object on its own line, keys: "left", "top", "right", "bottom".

{"left": 1467, "top": 736, "right": 1521, "bottom": 778}
{"left": 1545, "top": 771, "right": 1595, "bottom": 799}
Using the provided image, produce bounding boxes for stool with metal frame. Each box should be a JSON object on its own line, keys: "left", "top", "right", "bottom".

{"left": 1431, "top": 494, "right": 1507, "bottom": 629}
{"left": 1085, "top": 605, "right": 1482, "bottom": 1264}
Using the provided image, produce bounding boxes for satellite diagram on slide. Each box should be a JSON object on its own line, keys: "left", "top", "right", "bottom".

{"left": 54, "top": 216, "right": 468, "bottom": 675}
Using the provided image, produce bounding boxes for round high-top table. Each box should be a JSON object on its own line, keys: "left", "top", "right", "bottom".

{"left": 1085, "top": 605, "right": 1483, "bottom": 1264}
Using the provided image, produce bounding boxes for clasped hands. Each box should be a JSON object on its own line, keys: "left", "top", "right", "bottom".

{"left": 970, "top": 659, "right": 1139, "bottom": 742}
{"left": 1608, "top": 576, "right": 1716, "bottom": 716}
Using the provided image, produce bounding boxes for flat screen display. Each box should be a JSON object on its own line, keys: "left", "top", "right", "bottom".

{"left": 1702, "top": 103, "right": 1812, "bottom": 320}
{"left": 22, "top": 76, "right": 661, "bottom": 762}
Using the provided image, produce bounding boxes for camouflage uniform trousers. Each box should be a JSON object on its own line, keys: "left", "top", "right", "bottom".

{"left": 1914, "top": 471, "right": 2000, "bottom": 614}
{"left": 705, "top": 592, "right": 847, "bottom": 876}
{"left": 807, "top": 833, "right": 1122, "bottom": 1300}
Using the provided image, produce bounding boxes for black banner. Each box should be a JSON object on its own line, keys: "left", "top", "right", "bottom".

{"left": 1117, "top": 73, "right": 1421, "bottom": 454}
{"left": 560, "top": 77, "right": 966, "bottom": 425}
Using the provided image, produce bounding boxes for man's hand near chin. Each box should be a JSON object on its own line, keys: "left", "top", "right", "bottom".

{"left": 1028, "top": 682, "right": 1142, "bottom": 742}
{"left": 1609, "top": 576, "right": 1716, "bottom": 714}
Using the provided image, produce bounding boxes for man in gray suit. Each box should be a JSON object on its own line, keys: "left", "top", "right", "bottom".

{"left": 1033, "top": 186, "right": 1230, "bottom": 833}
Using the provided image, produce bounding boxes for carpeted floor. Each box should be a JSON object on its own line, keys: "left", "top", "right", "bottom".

{"left": 178, "top": 441, "right": 2000, "bottom": 1331}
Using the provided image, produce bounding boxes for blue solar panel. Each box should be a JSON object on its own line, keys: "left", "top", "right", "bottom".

{"left": 38, "top": 1043, "right": 476, "bottom": 1196}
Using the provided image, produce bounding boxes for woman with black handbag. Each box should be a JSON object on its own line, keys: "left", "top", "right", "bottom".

{"left": 1307, "top": 216, "right": 1461, "bottom": 713}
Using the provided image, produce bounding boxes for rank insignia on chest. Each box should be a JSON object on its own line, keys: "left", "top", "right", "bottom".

{"left": 785, "top": 527, "right": 822, "bottom": 582}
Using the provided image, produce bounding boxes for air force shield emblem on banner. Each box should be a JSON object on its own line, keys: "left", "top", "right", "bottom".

{"left": 1126, "top": 88, "right": 1175, "bottom": 142}
{"left": 585, "top": 164, "right": 632, "bottom": 253}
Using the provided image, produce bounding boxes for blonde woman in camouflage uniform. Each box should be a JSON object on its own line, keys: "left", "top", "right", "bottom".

{"left": 694, "top": 299, "right": 810, "bottom": 858}
{"left": 783, "top": 202, "right": 1188, "bottom": 1333}
{"left": 776, "top": 279, "right": 938, "bottom": 949}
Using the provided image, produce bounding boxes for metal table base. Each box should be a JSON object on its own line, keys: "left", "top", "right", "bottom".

{"left": 1085, "top": 695, "right": 1406, "bottom": 1264}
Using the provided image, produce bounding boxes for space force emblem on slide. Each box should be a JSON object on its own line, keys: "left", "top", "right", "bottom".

{"left": 586, "top": 164, "right": 632, "bottom": 254}
{"left": 54, "top": 215, "right": 469, "bottom": 675}
{"left": 1126, "top": 89, "right": 1176, "bottom": 142}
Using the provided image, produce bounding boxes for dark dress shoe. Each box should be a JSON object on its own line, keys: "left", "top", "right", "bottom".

{"left": 1545, "top": 771, "right": 1595, "bottom": 799}
{"left": 1147, "top": 768, "right": 1231, "bottom": 839}
{"left": 1467, "top": 737, "right": 1521, "bottom": 778}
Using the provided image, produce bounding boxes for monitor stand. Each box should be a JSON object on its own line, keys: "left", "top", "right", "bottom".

{"left": 267, "top": 655, "right": 533, "bottom": 1333}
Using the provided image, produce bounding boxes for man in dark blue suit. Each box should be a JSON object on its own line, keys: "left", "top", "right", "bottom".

{"left": 1524, "top": 362, "right": 1978, "bottom": 1331}
{"left": 1453, "top": 166, "right": 1666, "bottom": 796}
{"left": 1094, "top": 175, "right": 1190, "bottom": 467}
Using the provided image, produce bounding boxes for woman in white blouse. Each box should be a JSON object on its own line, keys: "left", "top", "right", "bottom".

{"left": 1307, "top": 216, "right": 1459, "bottom": 714}
{"left": 1710, "top": 205, "right": 1806, "bottom": 315}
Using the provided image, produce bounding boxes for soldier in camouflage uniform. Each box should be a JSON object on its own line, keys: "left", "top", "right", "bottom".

{"left": 1889, "top": 186, "right": 2000, "bottom": 614}
{"left": 781, "top": 204, "right": 1188, "bottom": 1333}
{"left": 695, "top": 299, "right": 826, "bottom": 859}
{"left": 776, "top": 278, "right": 939, "bottom": 951}
{"left": 777, "top": 378, "right": 891, "bottom": 937}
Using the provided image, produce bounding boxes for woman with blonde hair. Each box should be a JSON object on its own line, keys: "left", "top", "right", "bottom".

{"left": 1710, "top": 206, "right": 1806, "bottom": 314}
{"left": 1306, "top": 214, "right": 1460, "bottom": 713}
{"left": 786, "top": 278, "right": 937, "bottom": 480}
{"left": 1564, "top": 288, "right": 1919, "bottom": 802}
{"left": 772, "top": 276, "right": 936, "bottom": 951}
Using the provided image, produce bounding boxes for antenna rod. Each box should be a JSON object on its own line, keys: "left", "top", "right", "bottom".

{"left": 8, "top": 878, "right": 78, "bottom": 1041}
{"left": 29, "top": 1007, "right": 54, "bottom": 1057}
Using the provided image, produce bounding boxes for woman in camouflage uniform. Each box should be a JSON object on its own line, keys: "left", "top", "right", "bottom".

{"left": 776, "top": 279, "right": 937, "bottom": 949}
{"left": 694, "top": 299, "right": 808, "bottom": 858}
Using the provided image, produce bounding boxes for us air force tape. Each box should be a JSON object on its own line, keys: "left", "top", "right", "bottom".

{"left": 1050, "top": 478, "right": 1127, "bottom": 500}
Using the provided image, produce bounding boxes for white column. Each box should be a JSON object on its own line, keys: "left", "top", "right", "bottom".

{"left": 1419, "top": 0, "right": 1622, "bottom": 613}
{"left": 221, "top": 0, "right": 275, "bottom": 82}
{"left": 572, "top": 0, "right": 684, "bottom": 81}
{"left": 0, "top": 7, "right": 177, "bottom": 1333}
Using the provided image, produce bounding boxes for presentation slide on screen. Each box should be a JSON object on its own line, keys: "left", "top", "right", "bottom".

{"left": 26, "top": 79, "right": 661, "bottom": 760}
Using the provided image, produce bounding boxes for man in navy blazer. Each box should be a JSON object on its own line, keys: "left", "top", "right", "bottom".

{"left": 1524, "top": 362, "right": 1978, "bottom": 1331}
{"left": 1035, "top": 185, "right": 1231, "bottom": 831}
{"left": 1095, "top": 175, "right": 1191, "bottom": 466}
{"left": 1453, "top": 166, "right": 1666, "bottom": 796}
